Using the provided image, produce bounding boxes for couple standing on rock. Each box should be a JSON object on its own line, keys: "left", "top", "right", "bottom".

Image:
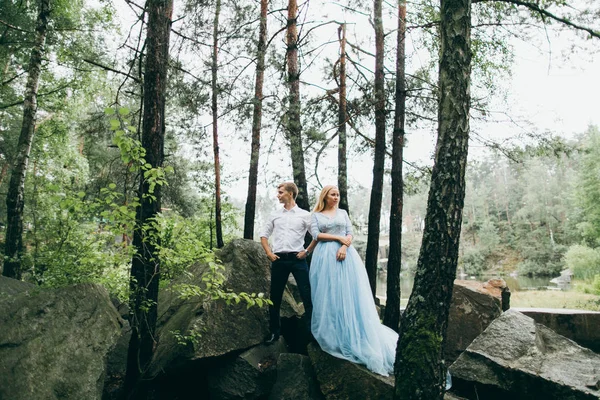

{"left": 260, "top": 182, "right": 398, "bottom": 376}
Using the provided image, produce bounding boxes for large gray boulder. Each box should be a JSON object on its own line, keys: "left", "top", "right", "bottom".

{"left": 207, "top": 339, "right": 288, "bottom": 399}
{"left": 0, "top": 275, "right": 35, "bottom": 296}
{"left": 450, "top": 309, "right": 600, "bottom": 399}
{"left": 269, "top": 353, "right": 324, "bottom": 400}
{"left": 307, "top": 343, "right": 394, "bottom": 400}
{"left": 517, "top": 307, "right": 600, "bottom": 353}
{"left": 149, "top": 239, "right": 303, "bottom": 376}
{"left": 0, "top": 282, "right": 124, "bottom": 400}
{"left": 445, "top": 280, "right": 503, "bottom": 364}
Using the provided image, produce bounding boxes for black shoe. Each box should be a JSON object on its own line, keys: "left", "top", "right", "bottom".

{"left": 264, "top": 333, "right": 280, "bottom": 345}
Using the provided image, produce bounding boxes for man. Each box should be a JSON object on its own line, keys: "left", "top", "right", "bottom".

{"left": 260, "top": 182, "right": 316, "bottom": 344}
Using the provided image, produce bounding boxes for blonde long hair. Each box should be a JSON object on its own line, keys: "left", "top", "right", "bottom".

{"left": 313, "top": 185, "right": 338, "bottom": 212}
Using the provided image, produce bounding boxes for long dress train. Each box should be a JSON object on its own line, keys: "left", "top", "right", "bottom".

{"left": 310, "top": 209, "right": 398, "bottom": 376}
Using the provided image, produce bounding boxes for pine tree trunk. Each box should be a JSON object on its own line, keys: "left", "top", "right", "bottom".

{"left": 286, "top": 0, "right": 309, "bottom": 211}
{"left": 394, "top": 0, "right": 471, "bottom": 397}
{"left": 243, "top": 0, "right": 268, "bottom": 240}
{"left": 364, "top": 0, "right": 386, "bottom": 297}
{"left": 383, "top": 0, "right": 406, "bottom": 332}
{"left": 3, "top": 0, "right": 50, "bottom": 280}
{"left": 212, "top": 0, "right": 224, "bottom": 248}
{"left": 122, "top": 0, "right": 173, "bottom": 398}
{"left": 337, "top": 23, "right": 349, "bottom": 214}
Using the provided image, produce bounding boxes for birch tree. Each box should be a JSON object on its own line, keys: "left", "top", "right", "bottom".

{"left": 3, "top": 0, "right": 50, "bottom": 279}
{"left": 394, "top": 0, "right": 472, "bottom": 396}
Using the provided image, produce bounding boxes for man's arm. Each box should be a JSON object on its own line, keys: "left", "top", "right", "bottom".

{"left": 298, "top": 239, "right": 317, "bottom": 259}
{"left": 261, "top": 237, "right": 279, "bottom": 262}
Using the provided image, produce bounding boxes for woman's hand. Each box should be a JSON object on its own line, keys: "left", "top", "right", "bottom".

{"left": 338, "top": 236, "right": 352, "bottom": 247}
{"left": 336, "top": 245, "right": 347, "bottom": 261}
{"left": 345, "top": 235, "right": 353, "bottom": 246}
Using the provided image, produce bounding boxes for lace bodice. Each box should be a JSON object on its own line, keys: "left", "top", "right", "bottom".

{"left": 311, "top": 209, "right": 353, "bottom": 238}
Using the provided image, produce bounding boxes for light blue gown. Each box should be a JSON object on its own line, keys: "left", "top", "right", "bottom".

{"left": 310, "top": 209, "right": 399, "bottom": 376}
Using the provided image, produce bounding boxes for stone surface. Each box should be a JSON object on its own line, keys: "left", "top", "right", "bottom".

{"left": 517, "top": 307, "right": 600, "bottom": 353}
{"left": 102, "top": 321, "right": 132, "bottom": 400}
{"left": 269, "top": 353, "right": 324, "bottom": 400}
{"left": 149, "top": 239, "right": 303, "bottom": 376}
{"left": 207, "top": 339, "right": 287, "bottom": 399}
{"left": 307, "top": 343, "right": 394, "bottom": 400}
{"left": 445, "top": 280, "right": 503, "bottom": 364}
{"left": 450, "top": 309, "right": 600, "bottom": 400}
{"left": 0, "top": 282, "right": 124, "bottom": 400}
{"left": 0, "top": 275, "right": 35, "bottom": 296}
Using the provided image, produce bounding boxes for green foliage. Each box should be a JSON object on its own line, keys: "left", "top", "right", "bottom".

{"left": 460, "top": 248, "right": 486, "bottom": 275}
{"left": 30, "top": 182, "right": 135, "bottom": 301}
{"left": 592, "top": 276, "right": 600, "bottom": 296}
{"left": 575, "top": 127, "right": 600, "bottom": 246}
{"left": 564, "top": 244, "right": 600, "bottom": 280}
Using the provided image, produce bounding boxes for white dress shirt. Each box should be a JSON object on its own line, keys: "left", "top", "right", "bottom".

{"left": 260, "top": 205, "right": 311, "bottom": 253}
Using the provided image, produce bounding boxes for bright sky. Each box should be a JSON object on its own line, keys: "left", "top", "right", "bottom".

{"left": 108, "top": 0, "right": 599, "bottom": 198}
{"left": 347, "top": 27, "right": 600, "bottom": 188}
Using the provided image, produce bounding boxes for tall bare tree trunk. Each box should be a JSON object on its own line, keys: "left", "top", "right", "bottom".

{"left": 212, "top": 0, "right": 224, "bottom": 248}
{"left": 364, "top": 0, "right": 386, "bottom": 297}
{"left": 394, "top": 0, "right": 471, "bottom": 397}
{"left": 337, "top": 23, "right": 349, "bottom": 214}
{"left": 286, "top": 0, "right": 309, "bottom": 211}
{"left": 3, "top": 0, "right": 50, "bottom": 279}
{"left": 243, "top": 0, "right": 268, "bottom": 239}
{"left": 383, "top": 0, "right": 406, "bottom": 332}
{"left": 122, "top": 1, "right": 173, "bottom": 398}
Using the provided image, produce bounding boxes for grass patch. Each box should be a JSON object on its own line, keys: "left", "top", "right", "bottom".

{"left": 511, "top": 289, "right": 600, "bottom": 311}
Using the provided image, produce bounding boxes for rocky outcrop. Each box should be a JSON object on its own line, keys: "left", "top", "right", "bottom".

{"left": 307, "top": 343, "right": 394, "bottom": 400}
{"left": 450, "top": 309, "right": 600, "bottom": 399}
{"left": 518, "top": 307, "right": 600, "bottom": 353}
{"left": 0, "top": 281, "right": 124, "bottom": 400}
{"left": 0, "top": 275, "right": 34, "bottom": 296}
{"left": 207, "top": 339, "right": 288, "bottom": 399}
{"left": 269, "top": 353, "right": 324, "bottom": 400}
{"left": 445, "top": 280, "right": 503, "bottom": 364}
{"left": 149, "top": 239, "right": 303, "bottom": 376}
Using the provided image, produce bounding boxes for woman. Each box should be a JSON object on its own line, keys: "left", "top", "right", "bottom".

{"left": 309, "top": 185, "right": 398, "bottom": 376}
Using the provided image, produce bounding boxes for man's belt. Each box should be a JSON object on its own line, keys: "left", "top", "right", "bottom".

{"left": 275, "top": 252, "right": 299, "bottom": 260}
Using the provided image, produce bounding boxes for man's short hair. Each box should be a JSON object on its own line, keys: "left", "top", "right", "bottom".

{"left": 278, "top": 182, "right": 298, "bottom": 199}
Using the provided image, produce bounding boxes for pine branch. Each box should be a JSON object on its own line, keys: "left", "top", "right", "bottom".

{"left": 0, "top": 84, "right": 71, "bottom": 109}
{"left": 83, "top": 59, "right": 141, "bottom": 83}
{"left": 0, "top": 19, "right": 32, "bottom": 33}
{"left": 474, "top": 0, "right": 600, "bottom": 39}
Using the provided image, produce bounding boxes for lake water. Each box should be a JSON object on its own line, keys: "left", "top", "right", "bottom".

{"left": 375, "top": 273, "right": 557, "bottom": 300}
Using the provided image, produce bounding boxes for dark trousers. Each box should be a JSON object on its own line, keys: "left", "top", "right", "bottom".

{"left": 269, "top": 253, "right": 312, "bottom": 336}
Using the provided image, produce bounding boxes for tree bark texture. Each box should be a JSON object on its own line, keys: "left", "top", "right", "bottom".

{"left": 212, "top": 0, "right": 224, "bottom": 248}
{"left": 123, "top": 0, "right": 173, "bottom": 398}
{"left": 364, "top": 0, "right": 386, "bottom": 297}
{"left": 243, "top": 0, "right": 268, "bottom": 240}
{"left": 337, "top": 23, "right": 349, "bottom": 214}
{"left": 286, "top": 0, "right": 309, "bottom": 211}
{"left": 383, "top": 0, "right": 406, "bottom": 332}
{"left": 394, "top": 0, "right": 471, "bottom": 398}
{"left": 3, "top": 0, "right": 50, "bottom": 279}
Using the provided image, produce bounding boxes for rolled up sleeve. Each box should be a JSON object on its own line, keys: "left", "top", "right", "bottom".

{"left": 260, "top": 214, "right": 274, "bottom": 239}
